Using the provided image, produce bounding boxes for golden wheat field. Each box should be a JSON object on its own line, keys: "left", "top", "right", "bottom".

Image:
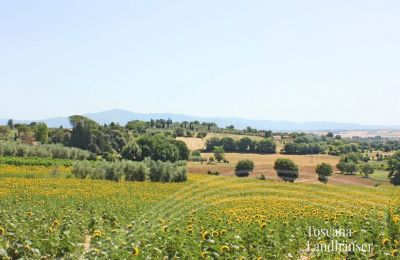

{"left": 188, "top": 153, "right": 383, "bottom": 186}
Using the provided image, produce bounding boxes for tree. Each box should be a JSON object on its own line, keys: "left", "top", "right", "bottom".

{"left": 205, "top": 137, "right": 221, "bottom": 152}
{"left": 343, "top": 162, "right": 357, "bottom": 175}
{"left": 360, "top": 163, "right": 374, "bottom": 178}
{"left": 264, "top": 130, "right": 273, "bottom": 138}
{"left": 136, "top": 134, "right": 180, "bottom": 162}
{"left": 34, "top": 122, "right": 48, "bottom": 143}
{"left": 235, "top": 160, "right": 254, "bottom": 177}
{"left": 175, "top": 127, "right": 185, "bottom": 137}
{"left": 121, "top": 141, "right": 142, "bottom": 161}
{"left": 213, "top": 146, "right": 225, "bottom": 162}
{"left": 326, "top": 132, "right": 334, "bottom": 138}
{"left": 238, "top": 137, "right": 253, "bottom": 153}
{"left": 316, "top": 163, "right": 333, "bottom": 183}
{"left": 220, "top": 137, "right": 237, "bottom": 152}
{"left": 274, "top": 158, "right": 299, "bottom": 182}
{"left": 255, "top": 139, "right": 276, "bottom": 154}
{"left": 69, "top": 115, "right": 98, "bottom": 150}
{"left": 172, "top": 140, "right": 190, "bottom": 160}
{"left": 126, "top": 120, "right": 147, "bottom": 134}
{"left": 7, "top": 119, "right": 13, "bottom": 129}
{"left": 387, "top": 151, "right": 400, "bottom": 186}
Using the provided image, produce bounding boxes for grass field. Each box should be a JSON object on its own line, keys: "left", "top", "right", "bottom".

{"left": 0, "top": 172, "right": 399, "bottom": 259}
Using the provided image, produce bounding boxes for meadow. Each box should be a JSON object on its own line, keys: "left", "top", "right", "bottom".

{"left": 0, "top": 168, "right": 400, "bottom": 259}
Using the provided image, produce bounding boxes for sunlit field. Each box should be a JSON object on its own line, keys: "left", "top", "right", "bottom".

{"left": 1, "top": 172, "right": 399, "bottom": 259}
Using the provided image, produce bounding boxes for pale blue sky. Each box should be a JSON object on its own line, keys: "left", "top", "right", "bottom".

{"left": 1, "top": 0, "right": 399, "bottom": 124}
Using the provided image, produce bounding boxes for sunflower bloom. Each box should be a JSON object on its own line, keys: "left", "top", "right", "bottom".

{"left": 382, "top": 238, "right": 390, "bottom": 246}
{"left": 202, "top": 231, "right": 210, "bottom": 240}
{"left": 132, "top": 247, "right": 140, "bottom": 256}
{"left": 220, "top": 245, "right": 230, "bottom": 253}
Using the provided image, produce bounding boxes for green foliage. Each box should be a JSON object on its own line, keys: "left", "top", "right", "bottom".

{"left": 174, "top": 127, "right": 185, "bottom": 137}
{"left": 0, "top": 141, "right": 94, "bottom": 160}
{"left": 124, "top": 161, "right": 149, "bottom": 181}
{"left": 237, "top": 137, "right": 255, "bottom": 153}
{"left": 360, "top": 163, "right": 375, "bottom": 178}
{"left": 387, "top": 151, "right": 400, "bottom": 186}
{"left": 196, "top": 131, "right": 207, "bottom": 138}
{"left": 171, "top": 140, "right": 190, "bottom": 160}
{"left": 34, "top": 123, "right": 48, "bottom": 143}
{"left": 213, "top": 146, "right": 225, "bottom": 162}
{"left": 126, "top": 120, "right": 147, "bottom": 134}
{"left": 220, "top": 137, "right": 237, "bottom": 152}
{"left": 136, "top": 134, "right": 182, "bottom": 162}
{"left": 336, "top": 154, "right": 361, "bottom": 174}
{"left": 255, "top": 139, "right": 276, "bottom": 154}
{"left": 343, "top": 162, "right": 358, "bottom": 175}
{"left": 274, "top": 158, "right": 299, "bottom": 182}
{"left": 7, "top": 119, "right": 13, "bottom": 129}
{"left": 72, "top": 159, "right": 187, "bottom": 183}
{"left": 316, "top": 163, "right": 333, "bottom": 183}
{"left": 69, "top": 115, "right": 99, "bottom": 150}
{"left": 121, "top": 141, "right": 142, "bottom": 161}
{"left": 235, "top": 160, "right": 254, "bottom": 177}
{"left": 207, "top": 170, "right": 220, "bottom": 175}
{"left": 205, "top": 137, "right": 221, "bottom": 152}
{"left": 0, "top": 156, "right": 73, "bottom": 167}
{"left": 283, "top": 142, "right": 323, "bottom": 155}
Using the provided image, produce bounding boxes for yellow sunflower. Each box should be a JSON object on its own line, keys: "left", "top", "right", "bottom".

{"left": 220, "top": 245, "right": 230, "bottom": 253}
{"left": 202, "top": 231, "right": 210, "bottom": 240}
{"left": 382, "top": 238, "right": 390, "bottom": 246}
{"left": 132, "top": 247, "right": 140, "bottom": 256}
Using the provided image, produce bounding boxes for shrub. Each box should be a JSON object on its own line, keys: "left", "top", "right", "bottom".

{"left": 274, "top": 158, "right": 299, "bottom": 182}
{"left": 0, "top": 141, "right": 94, "bottom": 160}
{"left": 235, "top": 160, "right": 254, "bottom": 177}
{"left": 144, "top": 158, "right": 187, "bottom": 183}
{"left": 72, "top": 159, "right": 187, "bottom": 183}
{"left": 124, "top": 161, "right": 149, "bottom": 181}
{"left": 196, "top": 132, "right": 207, "bottom": 138}
{"left": 72, "top": 161, "right": 95, "bottom": 179}
{"left": 207, "top": 170, "right": 220, "bottom": 176}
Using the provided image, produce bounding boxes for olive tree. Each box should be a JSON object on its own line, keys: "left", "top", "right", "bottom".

{"left": 360, "top": 163, "right": 374, "bottom": 178}
{"left": 316, "top": 162, "right": 333, "bottom": 183}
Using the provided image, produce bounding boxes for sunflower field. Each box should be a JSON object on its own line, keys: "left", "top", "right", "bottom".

{"left": 0, "top": 169, "right": 400, "bottom": 259}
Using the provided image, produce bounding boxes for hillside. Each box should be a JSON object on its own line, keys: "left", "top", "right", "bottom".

{"left": 2, "top": 109, "right": 400, "bottom": 131}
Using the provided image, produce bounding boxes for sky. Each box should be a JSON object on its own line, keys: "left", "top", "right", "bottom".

{"left": 0, "top": 0, "right": 400, "bottom": 125}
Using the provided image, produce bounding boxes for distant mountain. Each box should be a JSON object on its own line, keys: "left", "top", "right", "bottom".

{"left": 1, "top": 108, "right": 400, "bottom": 131}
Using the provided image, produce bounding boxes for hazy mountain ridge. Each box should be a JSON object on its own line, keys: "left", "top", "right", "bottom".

{"left": 1, "top": 109, "right": 399, "bottom": 131}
